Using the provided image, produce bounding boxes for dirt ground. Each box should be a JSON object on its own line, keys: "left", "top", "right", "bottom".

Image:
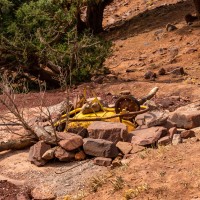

{"left": 2, "top": 0, "right": 200, "bottom": 199}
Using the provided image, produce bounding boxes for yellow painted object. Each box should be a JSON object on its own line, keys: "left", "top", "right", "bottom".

{"left": 54, "top": 106, "right": 148, "bottom": 132}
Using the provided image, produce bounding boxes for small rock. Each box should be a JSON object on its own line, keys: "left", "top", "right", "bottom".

{"left": 144, "top": 71, "right": 157, "bottom": 80}
{"left": 94, "top": 157, "right": 112, "bottom": 167}
{"left": 166, "top": 23, "right": 177, "bottom": 32}
{"left": 180, "top": 130, "right": 195, "bottom": 139}
{"left": 169, "top": 101, "right": 200, "bottom": 129}
{"left": 42, "top": 147, "right": 57, "bottom": 160}
{"left": 75, "top": 150, "right": 86, "bottom": 161}
{"left": 169, "top": 127, "right": 177, "bottom": 139}
{"left": 29, "top": 141, "right": 51, "bottom": 166}
{"left": 135, "top": 111, "right": 169, "bottom": 127}
{"left": 158, "top": 68, "right": 166, "bottom": 75}
{"left": 58, "top": 133, "right": 83, "bottom": 151}
{"left": 170, "top": 67, "right": 185, "bottom": 75}
{"left": 172, "top": 134, "right": 182, "bottom": 145}
{"left": 128, "top": 127, "right": 168, "bottom": 146}
{"left": 116, "top": 141, "right": 132, "bottom": 155}
{"left": 31, "top": 186, "right": 56, "bottom": 200}
{"left": 169, "top": 47, "right": 179, "bottom": 58}
{"left": 83, "top": 138, "right": 119, "bottom": 158}
{"left": 158, "top": 136, "right": 171, "bottom": 146}
{"left": 55, "top": 147, "right": 75, "bottom": 161}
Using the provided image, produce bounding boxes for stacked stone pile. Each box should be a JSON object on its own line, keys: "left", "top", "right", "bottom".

{"left": 29, "top": 101, "right": 200, "bottom": 167}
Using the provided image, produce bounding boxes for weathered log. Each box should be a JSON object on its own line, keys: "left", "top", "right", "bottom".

{"left": 0, "top": 138, "right": 36, "bottom": 152}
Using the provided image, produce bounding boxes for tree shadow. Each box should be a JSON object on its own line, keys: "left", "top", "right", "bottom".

{"left": 104, "top": 0, "right": 195, "bottom": 40}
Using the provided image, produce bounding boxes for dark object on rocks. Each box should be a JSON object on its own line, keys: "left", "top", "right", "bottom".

{"left": 54, "top": 147, "right": 75, "bottom": 161}
{"left": 185, "top": 14, "right": 198, "bottom": 24}
{"left": 83, "top": 138, "right": 119, "bottom": 158}
{"left": 87, "top": 121, "right": 128, "bottom": 144}
{"left": 180, "top": 130, "right": 195, "bottom": 139}
{"left": 158, "top": 68, "right": 166, "bottom": 75}
{"left": 94, "top": 157, "right": 112, "bottom": 166}
{"left": 144, "top": 71, "right": 157, "bottom": 80}
{"left": 58, "top": 132, "right": 83, "bottom": 151}
{"left": 116, "top": 141, "right": 133, "bottom": 155}
{"left": 166, "top": 23, "right": 177, "bottom": 32}
{"left": 128, "top": 127, "right": 168, "bottom": 146}
{"left": 29, "top": 141, "right": 51, "bottom": 166}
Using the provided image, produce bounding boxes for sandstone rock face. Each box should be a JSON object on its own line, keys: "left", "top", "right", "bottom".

{"left": 169, "top": 101, "right": 200, "bottom": 129}
{"left": 93, "top": 157, "right": 112, "bottom": 167}
{"left": 75, "top": 150, "right": 86, "bottom": 161}
{"left": 128, "top": 127, "right": 168, "bottom": 146}
{"left": 116, "top": 141, "right": 132, "bottom": 155}
{"left": 83, "top": 138, "right": 119, "bottom": 158}
{"left": 58, "top": 132, "right": 83, "bottom": 151}
{"left": 54, "top": 147, "right": 75, "bottom": 161}
{"left": 135, "top": 111, "right": 168, "bottom": 127}
{"left": 87, "top": 121, "right": 128, "bottom": 144}
{"left": 169, "top": 127, "right": 177, "bottom": 139}
{"left": 29, "top": 141, "right": 51, "bottom": 166}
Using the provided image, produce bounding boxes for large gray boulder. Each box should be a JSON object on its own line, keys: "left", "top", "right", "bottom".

{"left": 169, "top": 101, "right": 200, "bottom": 129}
{"left": 83, "top": 138, "right": 119, "bottom": 158}
{"left": 87, "top": 121, "right": 128, "bottom": 144}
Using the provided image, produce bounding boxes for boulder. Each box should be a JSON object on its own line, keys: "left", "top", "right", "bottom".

{"left": 94, "top": 157, "right": 112, "bottom": 167}
{"left": 169, "top": 101, "right": 200, "bottom": 129}
{"left": 180, "top": 130, "right": 195, "bottom": 139}
{"left": 135, "top": 111, "right": 168, "bottom": 127}
{"left": 54, "top": 147, "right": 75, "bottom": 161}
{"left": 116, "top": 141, "right": 132, "bottom": 155}
{"left": 83, "top": 138, "right": 119, "bottom": 158}
{"left": 128, "top": 127, "right": 168, "bottom": 146}
{"left": 87, "top": 121, "right": 128, "bottom": 144}
{"left": 58, "top": 132, "right": 83, "bottom": 151}
{"left": 29, "top": 141, "right": 51, "bottom": 166}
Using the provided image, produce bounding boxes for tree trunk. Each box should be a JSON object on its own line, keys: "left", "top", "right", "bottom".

{"left": 193, "top": 0, "right": 200, "bottom": 17}
{"left": 0, "top": 138, "right": 36, "bottom": 152}
{"left": 86, "top": 0, "right": 113, "bottom": 34}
